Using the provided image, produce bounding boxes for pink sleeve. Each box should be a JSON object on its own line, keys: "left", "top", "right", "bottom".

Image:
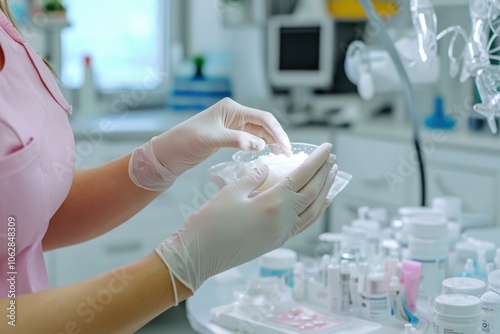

{"left": 0, "top": 120, "right": 23, "bottom": 157}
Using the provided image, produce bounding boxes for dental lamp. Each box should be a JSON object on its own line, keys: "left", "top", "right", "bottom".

{"left": 345, "top": 0, "right": 500, "bottom": 206}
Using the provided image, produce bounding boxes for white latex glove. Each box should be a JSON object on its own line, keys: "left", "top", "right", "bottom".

{"left": 155, "top": 143, "right": 337, "bottom": 305}
{"left": 129, "top": 98, "right": 292, "bottom": 191}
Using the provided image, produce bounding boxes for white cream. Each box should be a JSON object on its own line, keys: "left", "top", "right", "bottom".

{"left": 243, "top": 152, "right": 309, "bottom": 191}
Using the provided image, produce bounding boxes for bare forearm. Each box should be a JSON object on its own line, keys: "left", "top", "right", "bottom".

{"left": 1, "top": 253, "right": 191, "bottom": 333}
{"left": 44, "top": 153, "right": 161, "bottom": 250}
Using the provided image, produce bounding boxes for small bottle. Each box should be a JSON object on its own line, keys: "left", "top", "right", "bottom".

{"left": 320, "top": 254, "right": 331, "bottom": 284}
{"left": 463, "top": 258, "right": 475, "bottom": 278}
{"left": 349, "top": 263, "right": 359, "bottom": 312}
{"left": 357, "top": 262, "right": 369, "bottom": 296}
{"left": 327, "top": 263, "right": 341, "bottom": 313}
{"left": 78, "top": 55, "right": 99, "bottom": 118}
{"left": 388, "top": 275, "right": 399, "bottom": 317}
{"left": 340, "top": 260, "right": 351, "bottom": 313}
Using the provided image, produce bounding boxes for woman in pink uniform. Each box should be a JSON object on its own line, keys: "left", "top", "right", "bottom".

{"left": 0, "top": 1, "right": 338, "bottom": 332}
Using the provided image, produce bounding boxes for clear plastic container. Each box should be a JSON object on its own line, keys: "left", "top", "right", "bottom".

{"left": 207, "top": 142, "right": 352, "bottom": 200}
{"left": 234, "top": 277, "right": 292, "bottom": 317}
{"left": 233, "top": 143, "right": 318, "bottom": 191}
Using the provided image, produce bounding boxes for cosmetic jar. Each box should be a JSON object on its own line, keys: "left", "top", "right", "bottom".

{"left": 488, "top": 270, "right": 500, "bottom": 295}
{"left": 259, "top": 248, "right": 297, "bottom": 288}
{"left": 359, "top": 272, "right": 390, "bottom": 321}
{"left": 434, "top": 294, "right": 481, "bottom": 334}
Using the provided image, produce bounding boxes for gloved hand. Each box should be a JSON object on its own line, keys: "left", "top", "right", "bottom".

{"left": 155, "top": 143, "right": 337, "bottom": 305}
{"left": 129, "top": 98, "right": 292, "bottom": 191}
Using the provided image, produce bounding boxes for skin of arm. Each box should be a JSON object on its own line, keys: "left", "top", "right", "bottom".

{"left": 0, "top": 252, "right": 192, "bottom": 333}
{"left": 43, "top": 153, "right": 162, "bottom": 251}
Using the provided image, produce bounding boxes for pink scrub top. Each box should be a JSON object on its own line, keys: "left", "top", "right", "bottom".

{"left": 0, "top": 11, "right": 75, "bottom": 297}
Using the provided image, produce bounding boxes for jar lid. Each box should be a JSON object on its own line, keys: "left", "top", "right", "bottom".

{"left": 442, "top": 277, "right": 486, "bottom": 297}
{"left": 318, "top": 233, "right": 344, "bottom": 244}
{"left": 434, "top": 294, "right": 481, "bottom": 317}
{"left": 488, "top": 270, "right": 500, "bottom": 293}
{"left": 407, "top": 214, "right": 448, "bottom": 239}
{"left": 398, "top": 206, "right": 439, "bottom": 217}
{"left": 259, "top": 248, "right": 297, "bottom": 270}
{"left": 481, "top": 291, "right": 500, "bottom": 308}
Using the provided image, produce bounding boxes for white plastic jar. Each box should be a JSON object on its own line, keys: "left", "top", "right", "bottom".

{"left": 442, "top": 277, "right": 486, "bottom": 297}
{"left": 409, "top": 236, "right": 448, "bottom": 296}
{"left": 407, "top": 215, "right": 448, "bottom": 297}
{"left": 480, "top": 291, "right": 500, "bottom": 333}
{"left": 488, "top": 270, "right": 500, "bottom": 294}
{"left": 259, "top": 248, "right": 297, "bottom": 288}
{"left": 434, "top": 294, "right": 481, "bottom": 334}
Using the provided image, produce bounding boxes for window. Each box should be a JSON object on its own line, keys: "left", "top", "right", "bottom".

{"left": 61, "top": 0, "right": 169, "bottom": 99}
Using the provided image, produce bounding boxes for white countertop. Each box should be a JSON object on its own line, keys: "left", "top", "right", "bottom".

{"left": 344, "top": 116, "right": 500, "bottom": 155}
{"left": 69, "top": 109, "right": 199, "bottom": 141}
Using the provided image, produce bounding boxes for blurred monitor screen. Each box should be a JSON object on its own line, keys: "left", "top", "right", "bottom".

{"left": 279, "top": 27, "right": 321, "bottom": 71}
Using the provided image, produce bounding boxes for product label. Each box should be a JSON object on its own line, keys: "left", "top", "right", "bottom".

{"left": 482, "top": 319, "right": 490, "bottom": 333}
{"left": 360, "top": 294, "right": 389, "bottom": 321}
{"left": 411, "top": 257, "right": 447, "bottom": 296}
{"left": 434, "top": 321, "right": 478, "bottom": 334}
{"left": 481, "top": 317, "right": 500, "bottom": 333}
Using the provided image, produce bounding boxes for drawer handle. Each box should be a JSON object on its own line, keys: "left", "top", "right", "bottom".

{"left": 105, "top": 241, "right": 142, "bottom": 254}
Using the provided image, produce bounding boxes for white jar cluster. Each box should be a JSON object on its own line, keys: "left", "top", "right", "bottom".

{"left": 433, "top": 273, "right": 500, "bottom": 334}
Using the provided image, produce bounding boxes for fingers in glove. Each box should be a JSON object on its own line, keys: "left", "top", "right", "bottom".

{"left": 242, "top": 123, "right": 277, "bottom": 147}
{"left": 296, "top": 167, "right": 338, "bottom": 234}
{"left": 281, "top": 143, "right": 333, "bottom": 192}
{"left": 222, "top": 129, "right": 267, "bottom": 151}
{"left": 295, "top": 157, "right": 336, "bottom": 209}
{"left": 225, "top": 99, "right": 292, "bottom": 154}
{"left": 225, "top": 165, "right": 270, "bottom": 198}
{"left": 295, "top": 199, "right": 331, "bottom": 236}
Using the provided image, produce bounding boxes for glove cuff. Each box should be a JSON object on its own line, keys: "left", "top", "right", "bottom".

{"left": 128, "top": 140, "right": 177, "bottom": 192}
{"left": 155, "top": 233, "right": 201, "bottom": 294}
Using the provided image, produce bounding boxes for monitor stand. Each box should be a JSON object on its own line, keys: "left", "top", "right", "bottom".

{"left": 285, "top": 87, "right": 313, "bottom": 126}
